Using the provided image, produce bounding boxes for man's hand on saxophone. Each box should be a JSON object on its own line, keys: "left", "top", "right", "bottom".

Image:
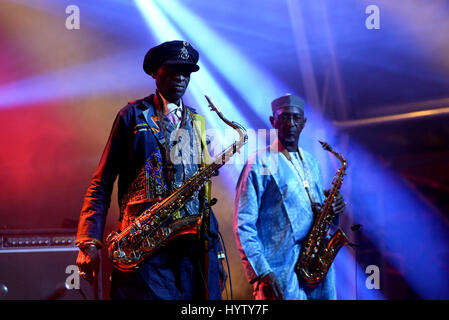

{"left": 331, "top": 192, "right": 346, "bottom": 216}
{"left": 76, "top": 242, "right": 100, "bottom": 284}
{"left": 324, "top": 189, "right": 346, "bottom": 225}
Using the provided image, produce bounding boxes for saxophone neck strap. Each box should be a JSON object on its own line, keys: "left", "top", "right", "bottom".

{"left": 154, "top": 93, "right": 176, "bottom": 193}
{"left": 187, "top": 109, "right": 212, "bottom": 235}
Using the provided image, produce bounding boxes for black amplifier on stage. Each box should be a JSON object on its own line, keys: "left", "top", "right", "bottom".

{"left": 0, "top": 228, "right": 100, "bottom": 300}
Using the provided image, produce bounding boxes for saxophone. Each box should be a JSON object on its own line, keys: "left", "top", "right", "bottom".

{"left": 295, "top": 141, "right": 349, "bottom": 286}
{"left": 106, "top": 96, "right": 247, "bottom": 271}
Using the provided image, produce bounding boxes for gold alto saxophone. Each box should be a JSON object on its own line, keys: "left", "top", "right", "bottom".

{"left": 106, "top": 96, "right": 247, "bottom": 271}
{"left": 295, "top": 141, "right": 349, "bottom": 286}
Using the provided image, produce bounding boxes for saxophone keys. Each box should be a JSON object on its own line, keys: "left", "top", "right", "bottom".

{"left": 144, "top": 238, "right": 154, "bottom": 251}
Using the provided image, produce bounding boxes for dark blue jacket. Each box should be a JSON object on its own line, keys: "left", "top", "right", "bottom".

{"left": 76, "top": 94, "right": 223, "bottom": 299}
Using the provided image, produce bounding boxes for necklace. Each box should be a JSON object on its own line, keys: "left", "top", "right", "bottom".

{"left": 289, "top": 151, "right": 318, "bottom": 206}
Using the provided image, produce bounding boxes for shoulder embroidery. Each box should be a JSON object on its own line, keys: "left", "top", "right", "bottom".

{"left": 150, "top": 115, "right": 160, "bottom": 134}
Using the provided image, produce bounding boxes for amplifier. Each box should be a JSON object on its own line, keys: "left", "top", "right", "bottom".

{"left": 0, "top": 229, "right": 100, "bottom": 300}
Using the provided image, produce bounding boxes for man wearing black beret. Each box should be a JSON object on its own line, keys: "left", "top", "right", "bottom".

{"left": 75, "top": 40, "right": 226, "bottom": 299}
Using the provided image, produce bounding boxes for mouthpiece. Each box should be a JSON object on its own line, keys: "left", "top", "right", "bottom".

{"left": 319, "top": 140, "right": 332, "bottom": 151}
{"left": 204, "top": 95, "right": 217, "bottom": 112}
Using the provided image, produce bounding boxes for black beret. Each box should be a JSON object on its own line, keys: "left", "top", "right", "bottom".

{"left": 143, "top": 40, "right": 200, "bottom": 75}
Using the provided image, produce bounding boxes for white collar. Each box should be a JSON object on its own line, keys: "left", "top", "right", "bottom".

{"left": 270, "top": 137, "right": 303, "bottom": 161}
{"left": 158, "top": 93, "right": 183, "bottom": 115}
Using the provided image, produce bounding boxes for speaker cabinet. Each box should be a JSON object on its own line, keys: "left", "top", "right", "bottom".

{"left": 0, "top": 229, "right": 100, "bottom": 300}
